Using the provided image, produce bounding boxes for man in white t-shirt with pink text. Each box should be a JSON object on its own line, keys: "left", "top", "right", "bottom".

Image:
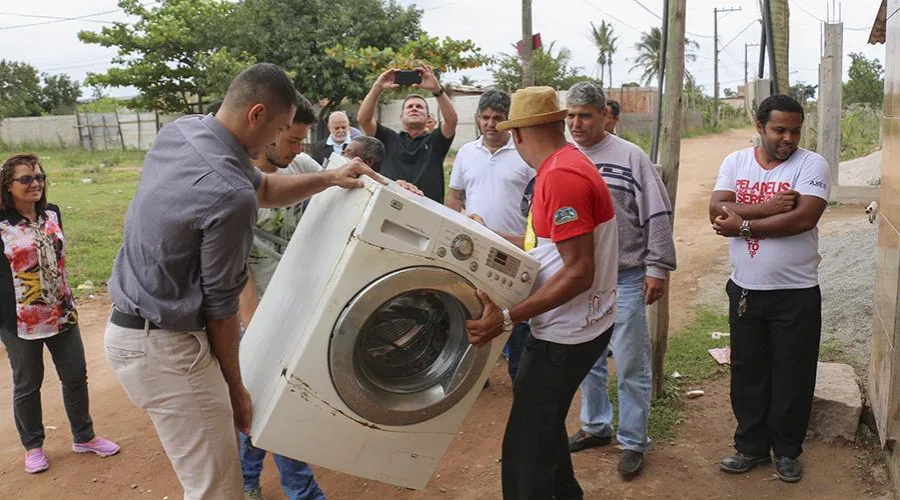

{"left": 709, "top": 94, "right": 830, "bottom": 484}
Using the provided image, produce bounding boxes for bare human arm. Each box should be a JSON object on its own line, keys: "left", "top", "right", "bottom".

{"left": 206, "top": 314, "right": 252, "bottom": 434}
{"left": 357, "top": 69, "right": 398, "bottom": 137}
{"left": 238, "top": 269, "right": 259, "bottom": 329}
{"left": 713, "top": 195, "right": 828, "bottom": 239}
{"left": 466, "top": 232, "right": 595, "bottom": 346}
{"left": 257, "top": 158, "right": 385, "bottom": 208}
{"left": 446, "top": 188, "right": 466, "bottom": 212}
{"left": 708, "top": 189, "right": 798, "bottom": 224}
{"left": 413, "top": 65, "right": 457, "bottom": 139}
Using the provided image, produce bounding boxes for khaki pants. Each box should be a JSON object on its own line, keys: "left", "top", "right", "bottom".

{"left": 105, "top": 320, "right": 243, "bottom": 500}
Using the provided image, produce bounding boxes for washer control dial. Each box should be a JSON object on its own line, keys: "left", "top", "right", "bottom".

{"left": 451, "top": 234, "right": 474, "bottom": 260}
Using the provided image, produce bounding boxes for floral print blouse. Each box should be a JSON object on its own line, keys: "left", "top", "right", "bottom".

{"left": 0, "top": 205, "right": 77, "bottom": 340}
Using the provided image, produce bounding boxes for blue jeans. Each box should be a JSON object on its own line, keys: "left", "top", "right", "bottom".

{"left": 240, "top": 433, "right": 326, "bottom": 499}
{"left": 504, "top": 322, "right": 530, "bottom": 384}
{"left": 578, "top": 267, "right": 652, "bottom": 453}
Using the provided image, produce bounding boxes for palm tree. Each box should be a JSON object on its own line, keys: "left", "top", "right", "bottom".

{"left": 459, "top": 75, "right": 475, "bottom": 86}
{"left": 590, "top": 21, "right": 618, "bottom": 91}
{"left": 631, "top": 27, "right": 699, "bottom": 86}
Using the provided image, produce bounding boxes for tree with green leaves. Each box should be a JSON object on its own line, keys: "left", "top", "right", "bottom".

{"left": 458, "top": 75, "right": 475, "bottom": 86}
{"left": 789, "top": 82, "right": 817, "bottom": 104}
{"left": 0, "top": 60, "right": 43, "bottom": 118}
{"left": 78, "top": 0, "right": 256, "bottom": 114}
{"left": 491, "top": 42, "right": 591, "bottom": 93}
{"left": 40, "top": 74, "right": 82, "bottom": 115}
{"left": 233, "top": 0, "right": 427, "bottom": 123}
{"left": 843, "top": 52, "right": 884, "bottom": 109}
{"left": 631, "top": 27, "right": 698, "bottom": 86}
{"left": 589, "top": 21, "right": 618, "bottom": 91}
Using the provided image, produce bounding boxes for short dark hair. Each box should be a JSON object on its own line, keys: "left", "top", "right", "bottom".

{"left": 350, "top": 136, "right": 385, "bottom": 172}
{"left": 1, "top": 154, "right": 47, "bottom": 211}
{"left": 756, "top": 94, "right": 804, "bottom": 126}
{"left": 477, "top": 90, "right": 511, "bottom": 117}
{"left": 294, "top": 92, "right": 316, "bottom": 125}
{"left": 222, "top": 63, "right": 298, "bottom": 114}
{"left": 402, "top": 94, "right": 429, "bottom": 114}
{"left": 606, "top": 99, "right": 620, "bottom": 118}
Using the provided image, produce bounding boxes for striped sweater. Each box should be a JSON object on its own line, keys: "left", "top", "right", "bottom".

{"left": 577, "top": 134, "right": 677, "bottom": 279}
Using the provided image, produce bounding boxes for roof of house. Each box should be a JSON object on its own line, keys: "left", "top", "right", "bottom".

{"left": 869, "top": 0, "right": 887, "bottom": 45}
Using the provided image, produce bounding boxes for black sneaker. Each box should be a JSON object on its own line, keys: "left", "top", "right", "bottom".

{"left": 618, "top": 450, "right": 644, "bottom": 479}
{"left": 568, "top": 429, "right": 612, "bottom": 453}
{"left": 719, "top": 452, "right": 772, "bottom": 473}
{"left": 775, "top": 456, "right": 803, "bottom": 483}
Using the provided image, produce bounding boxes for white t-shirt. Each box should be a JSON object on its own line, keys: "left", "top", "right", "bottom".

{"left": 713, "top": 147, "right": 831, "bottom": 290}
{"left": 249, "top": 153, "right": 322, "bottom": 295}
{"left": 449, "top": 135, "right": 535, "bottom": 235}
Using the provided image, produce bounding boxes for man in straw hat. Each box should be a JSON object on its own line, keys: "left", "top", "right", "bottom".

{"left": 466, "top": 86, "right": 619, "bottom": 499}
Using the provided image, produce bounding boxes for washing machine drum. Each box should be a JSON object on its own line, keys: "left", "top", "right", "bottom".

{"left": 329, "top": 267, "right": 490, "bottom": 426}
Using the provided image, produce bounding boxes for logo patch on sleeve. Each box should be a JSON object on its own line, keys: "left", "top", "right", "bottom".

{"left": 554, "top": 207, "right": 579, "bottom": 225}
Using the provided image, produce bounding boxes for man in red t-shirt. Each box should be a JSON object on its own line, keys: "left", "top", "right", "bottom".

{"left": 467, "top": 86, "right": 619, "bottom": 499}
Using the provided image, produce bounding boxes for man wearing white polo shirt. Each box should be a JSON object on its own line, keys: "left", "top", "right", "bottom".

{"left": 447, "top": 90, "right": 535, "bottom": 384}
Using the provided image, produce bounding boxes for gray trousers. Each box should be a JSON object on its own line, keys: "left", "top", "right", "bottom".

{"left": 0, "top": 324, "right": 95, "bottom": 450}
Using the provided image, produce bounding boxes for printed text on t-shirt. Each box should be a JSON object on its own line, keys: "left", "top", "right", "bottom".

{"left": 735, "top": 179, "right": 792, "bottom": 204}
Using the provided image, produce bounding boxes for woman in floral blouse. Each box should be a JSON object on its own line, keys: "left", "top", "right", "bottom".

{"left": 0, "top": 154, "right": 119, "bottom": 474}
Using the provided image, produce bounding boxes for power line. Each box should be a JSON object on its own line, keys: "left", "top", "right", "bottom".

{"left": 0, "top": 11, "right": 116, "bottom": 24}
{"left": 721, "top": 19, "right": 759, "bottom": 50}
{"left": 0, "top": 8, "right": 123, "bottom": 30}
{"left": 788, "top": 0, "right": 871, "bottom": 30}
{"left": 575, "top": 0, "right": 644, "bottom": 34}
{"left": 0, "top": 2, "right": 156, "bottom": 31}
{"left": 630, "top": 0, "right": 714, "bottom": 38}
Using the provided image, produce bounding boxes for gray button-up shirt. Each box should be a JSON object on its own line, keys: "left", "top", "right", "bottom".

{"left": 109, "top": 114, "right": 262, "bottom": 331}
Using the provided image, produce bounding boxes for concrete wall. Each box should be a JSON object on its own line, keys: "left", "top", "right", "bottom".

{"left": 0, "top": 115, "right": 79, "bottom": 148}
{"left": 870, "top": 1, "right": 900, "bottom": 496}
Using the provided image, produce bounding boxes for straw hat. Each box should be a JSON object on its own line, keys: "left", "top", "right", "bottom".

{"left": 496, "top": 86, "right": 568, "bottom": 132}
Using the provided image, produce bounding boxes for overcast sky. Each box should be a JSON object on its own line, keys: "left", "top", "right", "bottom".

{"left": 0, "top": 0, "right": 887, "bottom": 98}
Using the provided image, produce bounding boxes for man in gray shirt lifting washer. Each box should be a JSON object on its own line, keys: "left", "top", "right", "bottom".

{"left": 104, "top": 63, "right": 381, "bottom": 500}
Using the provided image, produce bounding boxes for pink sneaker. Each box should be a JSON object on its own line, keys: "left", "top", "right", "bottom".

{"left": 72, "top": 437, "right": 120, "bottom": 458}
{"left": 24, "top": 448, "right": 49, "bottom": 474}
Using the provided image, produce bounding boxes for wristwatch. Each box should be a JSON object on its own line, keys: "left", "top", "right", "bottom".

{"left": 739, "top": 219, "right": 753, "bottom": 240}
{"left": 501, "top": 309, "right": 515, "bottom": 334}
{"left": 432, "top": 86, "right": 445, "bottom": 98}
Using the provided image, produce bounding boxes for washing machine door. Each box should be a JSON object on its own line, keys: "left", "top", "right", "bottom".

{"left": 329, "top": 266, "right": 490, "bottom": 426}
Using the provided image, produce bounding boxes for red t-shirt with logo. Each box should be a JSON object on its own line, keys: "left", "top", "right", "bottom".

{"left": 524, "top": 144, "right": 619, "bottom": 344}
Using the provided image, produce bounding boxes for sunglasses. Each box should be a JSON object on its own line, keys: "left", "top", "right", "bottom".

{"left": 12, "top": 174, "right": 47, "bottom": 185}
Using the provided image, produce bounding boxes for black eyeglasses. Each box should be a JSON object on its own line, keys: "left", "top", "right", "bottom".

{"left": 12, "top": 174, "right": 46, "bottom": 185}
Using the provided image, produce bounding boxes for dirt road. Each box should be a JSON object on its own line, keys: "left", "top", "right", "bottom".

{"left": 0, "top": 129, "right": 887, "bottom": 499}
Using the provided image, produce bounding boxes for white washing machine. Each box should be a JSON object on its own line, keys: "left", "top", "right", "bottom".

{"left": 240, "top": 155, "right": 540, "bottom": 490}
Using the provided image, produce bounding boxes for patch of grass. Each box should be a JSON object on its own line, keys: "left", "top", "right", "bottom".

{"left": 0, "top": 148, "right": 146, "bottom": 294}
{"left": 819, "top": 338, "right": 843, "bottom": 363}
{"left": 607, "top": 308, "right": 732, "bottom": 441}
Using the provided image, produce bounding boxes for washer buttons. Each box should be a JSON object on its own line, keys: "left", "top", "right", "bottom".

{"left": 487, "top": 270, "right": 493, "bottom": 278}
{"left": 437, "top": 247, "right": 447, "bottom": 258}
{"left": 470, "top": 262, "right": 478, "bottom": 272}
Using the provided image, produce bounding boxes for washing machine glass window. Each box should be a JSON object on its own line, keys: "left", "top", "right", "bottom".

{"left": 329, "top": 267, "right": 492, "bottom": 426}
{"left": 357, "top": 290, "right": 468, "bottom": 394}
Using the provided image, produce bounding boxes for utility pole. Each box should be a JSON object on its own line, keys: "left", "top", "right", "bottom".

{"left": 522, "top": 0, "right": 534, "bottom": 87}
{"left": 714, "top": 6, "right": 741, "bottom": 127}
{"left": 649, "top": 0, "right": 687, "bottom": 397}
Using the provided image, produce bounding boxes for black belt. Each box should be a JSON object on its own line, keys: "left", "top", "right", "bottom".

{"left": 110, "top": 309, "right": 160, "bottom": 330}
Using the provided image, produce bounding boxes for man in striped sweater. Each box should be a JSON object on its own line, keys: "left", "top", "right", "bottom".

{"left": 565, "top": 81, "right": 677, "bottom": 479}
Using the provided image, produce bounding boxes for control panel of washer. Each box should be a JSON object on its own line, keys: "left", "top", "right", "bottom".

{"left": 432, "top": 226, "right": 537, "bottom": 298}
